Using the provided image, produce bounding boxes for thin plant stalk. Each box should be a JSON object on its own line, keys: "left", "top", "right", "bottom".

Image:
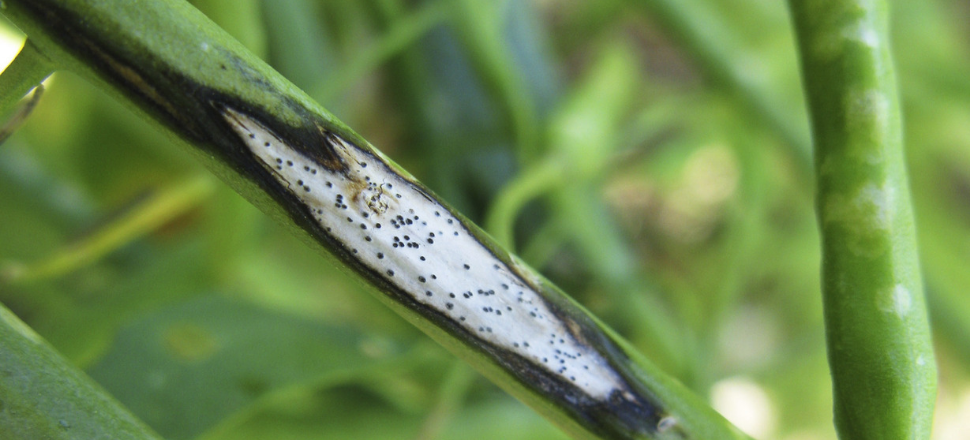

{"left": 788, "top": 0, "right": 937, "bottom": 438}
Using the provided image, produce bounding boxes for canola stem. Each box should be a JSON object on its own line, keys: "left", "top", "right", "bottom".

{"left": 0, "top": 1, "right": 752, "bottom": 439}
{"left": 788, "top": 0, "right": 937, "bottom": 438}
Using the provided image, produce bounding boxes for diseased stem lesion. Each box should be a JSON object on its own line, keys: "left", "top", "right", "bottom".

{"left": 223, "top": 105, "right": 642, "bottom": 404}
{"left": 0, "top": 1, "right": 756, "bottom": 438}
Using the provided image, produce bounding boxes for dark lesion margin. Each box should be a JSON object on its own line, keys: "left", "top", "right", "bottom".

{"left": 222, "top": 105, "right": 673, "bottom": 438}
{"left": 18, "top": 2, "right": 675, "bottom": 437}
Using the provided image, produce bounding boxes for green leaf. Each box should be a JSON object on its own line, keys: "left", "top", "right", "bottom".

{"left": 205, "top": 385, "right": 571, "bottom": 440}
{"left": 86, "top": 295, "right": 412, "bottom": 440}
{"left": 0, "top": 302, "right": 163, "bottom": 440}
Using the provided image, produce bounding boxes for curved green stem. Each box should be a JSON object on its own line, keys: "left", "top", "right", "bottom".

{"left": 3, "top": 174, "right": 214, "bottom": 285}
{"left": 484, "top": 156, "right": 564, "bottom": 250}
{"left": 788, "top": 0, "right": 937, "bottom": 438}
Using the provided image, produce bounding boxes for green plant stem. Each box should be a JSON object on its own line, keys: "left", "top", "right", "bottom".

{"left": 0, "top": 1, "right": 749, "bottom": 439}
{"left": 479, "top": 37, "right": 693, "bottom": 403}
{"left": 3, "top": 174, "right": 214, "bottom": 284}
{"left": 630, "top": 0, "right": 812, "bottom": 179}
{"left": 486, "top": 43, "right": 639, "bottom": 252}
{"left": 0, "top": 40, "right": 54, "bottom": 116}
{"left": 314, "top": 1, "right": 447, "bottom": 104}
{"left": 485, "top": 156, "right": 564, "bottom": 250}
{"left": 448, "top": 0, "right": 541, "bottom": 165}
{"left": 544, "top": 43, "right": 638, "bottom": 283}
{"left": 788, "top": 0, "right": 937, "bottom": 438}
{"left": 0, "top": 302, "right": 163, "bottom": 440}
{"left": 411, "top": 362, "right": 476, "bottom": 440}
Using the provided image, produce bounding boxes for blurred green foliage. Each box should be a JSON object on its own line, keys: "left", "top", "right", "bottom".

{"left": 1, "top": 0, "right": 969, "bottom": 439}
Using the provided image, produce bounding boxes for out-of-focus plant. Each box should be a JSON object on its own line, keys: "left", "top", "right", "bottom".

{"left": 0, "top": 0, "right": 967, "bottom": 439}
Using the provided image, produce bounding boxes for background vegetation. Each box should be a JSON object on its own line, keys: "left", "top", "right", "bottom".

{"left": 1, "top": 0, "right": 969, "bottom": 439}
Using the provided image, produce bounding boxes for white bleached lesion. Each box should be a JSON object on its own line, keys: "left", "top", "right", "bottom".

{"left": 223, "top": 108, "right": 628, "bottom": 400}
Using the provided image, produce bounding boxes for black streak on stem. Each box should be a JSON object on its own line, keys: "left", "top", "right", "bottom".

{"left": 14, "top": 2, "right": 673, "bottom": 438}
